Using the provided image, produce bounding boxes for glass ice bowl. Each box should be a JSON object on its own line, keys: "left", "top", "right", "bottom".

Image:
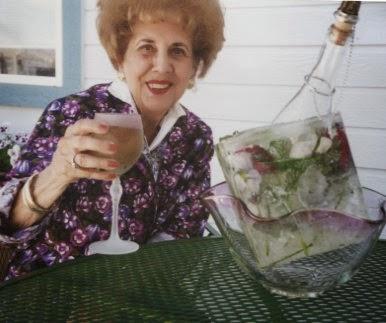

{"left": 201, "top": 182, "right": 386, "bottom": 298}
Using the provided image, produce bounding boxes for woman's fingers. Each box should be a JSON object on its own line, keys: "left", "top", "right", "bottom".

{"left": 58, "top": 124, "right": 117, "bottom": 159}
{"left": 73, "top": 167, "right": 117, "bottom": 181}
{"left": 65, "top": 119, "right": 109, "bottom": 137}
{"left": 64, "top": 150, "right": 118, "bottom": 181}
{"left": 71, "top": 135, "right": 117, "bottom": 156}
{"left": 73, "top": 153, "right": 119, "bottom": 171}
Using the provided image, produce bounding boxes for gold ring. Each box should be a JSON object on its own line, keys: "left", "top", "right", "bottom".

{"left": 71, "top": 152, "right": 81, "bottom": 169}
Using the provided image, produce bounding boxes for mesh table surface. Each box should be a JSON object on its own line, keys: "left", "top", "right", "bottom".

{"left": 0, "top": 237, "right": 385, "bottom": 322}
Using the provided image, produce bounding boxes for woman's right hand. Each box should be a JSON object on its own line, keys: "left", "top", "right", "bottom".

{"left": 11, "top": 119, "right": 120, "bottom": 229}
{"left": 48, "top": 118, "right": 120, "bottom": 184}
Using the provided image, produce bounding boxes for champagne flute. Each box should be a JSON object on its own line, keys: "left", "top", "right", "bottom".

{"left": 87, "top": 113, "right": 144, "bottom": 255}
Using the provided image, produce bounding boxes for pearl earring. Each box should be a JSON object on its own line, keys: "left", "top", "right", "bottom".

{"left": 118, "top": 72, "right": 126, "bottom": 81}
{"left": 187, "top": 78, "right": 196, "bottom": 89}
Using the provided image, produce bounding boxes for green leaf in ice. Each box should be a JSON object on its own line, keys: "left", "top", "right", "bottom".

{"left": 316, "top": 135, "right": 346, "bottom": 176}
{"left": 265, "top": 239, "right": 270, "bottom": 257}
{"left": 271, "top": 156, "right": 316, "bottom": 191}
{"left": 269, "top": 138, "right": 292, "bottom": 159}
{"left": 271, "top": 144, "right": 343, "bottom": 192}
{"left": 237, "top": 169, "right": 249, "bottom": 181}
{"left": 300, "top": 237, "right": 312, "bottom": 256}
{"left": 264, "top": 242, "right": 314, "bottom": 269}
{"left": 256, "top": 176, "right": 292, "bottom": 218}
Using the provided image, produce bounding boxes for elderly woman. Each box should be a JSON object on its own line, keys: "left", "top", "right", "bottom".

{"left": 0, "top": 0, "right": 224, "bottom": 280}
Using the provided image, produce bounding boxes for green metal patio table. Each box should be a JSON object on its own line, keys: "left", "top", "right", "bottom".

{"left": 0, "top": 237, "right": 385, "bottom": 322}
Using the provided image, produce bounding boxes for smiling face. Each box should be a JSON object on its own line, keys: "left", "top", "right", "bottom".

{"left": 119, "top": 21, "right": 196, "bottom": 122}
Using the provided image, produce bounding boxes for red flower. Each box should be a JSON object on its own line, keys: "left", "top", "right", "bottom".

{"left": 236, "top": 145, "right": 272, "bottom": 161}
{"left": 253, "top": 161, "right": 275, "bottom": 174}
{"left": 336, "top": 127, "right": 350, "bottom": 171}
{"left": 236, "top": 145, "right": 275, "bottom": 174}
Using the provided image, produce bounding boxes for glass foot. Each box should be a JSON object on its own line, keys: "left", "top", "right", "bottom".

{"left": 87, "top": 238, "right": 140, "bottom": 255}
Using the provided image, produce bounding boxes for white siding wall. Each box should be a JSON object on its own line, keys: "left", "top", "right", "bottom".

{"left": 83, "top": 0, "right": 386, "bottom": 195}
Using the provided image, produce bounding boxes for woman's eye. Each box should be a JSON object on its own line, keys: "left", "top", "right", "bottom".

{"left": 139, "top": 45, "right": 154, "bottom": 54}
{"left": 171, "top": 47, "right": 187, "bottom": 57}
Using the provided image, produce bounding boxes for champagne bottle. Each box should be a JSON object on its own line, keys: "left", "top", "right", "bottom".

{"left": 216, "top": 1, "right": 367, "bottom": 219}
{"left": 273, "top": 1, "right": 361, "bottom": 124}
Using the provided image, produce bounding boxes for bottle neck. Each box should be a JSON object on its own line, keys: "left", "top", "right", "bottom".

{"left": 272, "top": 4, "right": 360, "bottom": 124}
{"left": 310, "top": 37, "right": 347, "bottom": 92}
{"left": 309, "top": 10, "right": 358, "bottom": 92}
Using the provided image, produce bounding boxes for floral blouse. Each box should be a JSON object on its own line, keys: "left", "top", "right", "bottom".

{"left": 0, "top": 83, "right": 213, "bottom": 281}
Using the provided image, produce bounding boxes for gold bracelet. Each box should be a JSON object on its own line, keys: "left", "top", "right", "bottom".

{"left": 21, "top": 173, "right": 50, "bottom": 216}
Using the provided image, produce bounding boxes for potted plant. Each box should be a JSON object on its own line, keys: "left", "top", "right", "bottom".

{"left": 0, "top": 123, "right": 28, "bottom": 182}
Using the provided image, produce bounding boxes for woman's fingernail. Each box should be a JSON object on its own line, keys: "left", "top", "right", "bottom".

{"left": 99, "top": 123, "right": 109, "bottom": 131}
{"left": 108, "top": 174, "right": 117, "bottom": 180}
{"left": 108, "top": 160, "right": 119, "bottom": 168}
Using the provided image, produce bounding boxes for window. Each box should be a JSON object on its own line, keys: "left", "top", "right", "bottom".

{"left": 0, "top": 0, "right": 81, "bottom": 108}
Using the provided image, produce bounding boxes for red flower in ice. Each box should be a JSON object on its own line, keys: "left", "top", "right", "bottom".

{"left": 236, "top": 145, "right": 275, "bottom": 174}
{"left": 336, "top": 127, "right": 350, "bottom": 171}
{"left": 253, "top": 161, "right": 275, "bottom": 174}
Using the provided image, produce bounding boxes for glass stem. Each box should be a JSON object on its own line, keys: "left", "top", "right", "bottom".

{"left": 109, "top": 177, "right": 123, "bottom": 240}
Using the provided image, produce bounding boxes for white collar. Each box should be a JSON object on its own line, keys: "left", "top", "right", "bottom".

{"left": 108, "top": 78, "right": 186, "bottom": 151}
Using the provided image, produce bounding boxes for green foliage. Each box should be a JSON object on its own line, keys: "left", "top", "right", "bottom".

{"left": 269, "top": 138, "right": 291, "bottom": 159}
{"left": 0, "top": 146, "right": 11, "bottom": 173}
{"left": 272, "top": 156, "right": 315, "bottom": 191}
{"left": 317, "top": 137, "right": 342, "bottom": 176}
{"left": 268, "top": 137, "right": 343, "bottom": 192}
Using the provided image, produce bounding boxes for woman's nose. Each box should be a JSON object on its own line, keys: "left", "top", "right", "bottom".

{"left": 153, "top": 52, "right": 173, "bottom": 73}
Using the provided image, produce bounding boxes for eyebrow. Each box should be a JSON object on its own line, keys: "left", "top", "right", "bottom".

{"left": 136, "top": 39, "right": 154, "bottom": 46}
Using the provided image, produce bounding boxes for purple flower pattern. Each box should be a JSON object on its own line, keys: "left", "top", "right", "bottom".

{"left": 70, "top": 228, "right": 88, "bottom": 247}
{"left": 54, "top": 242, "right": 72, "bottom": 258}
{"left": 62, "top": 100, "right": 81, "bottom": 118}
{"left": 95, "top": 195, "right": 111, "bottom": 214}
{"left": 62, "top": 210, "right": 79, "bottom": 230}
{"left": 0, "top": 83, "right": 213, "bottom": 281}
